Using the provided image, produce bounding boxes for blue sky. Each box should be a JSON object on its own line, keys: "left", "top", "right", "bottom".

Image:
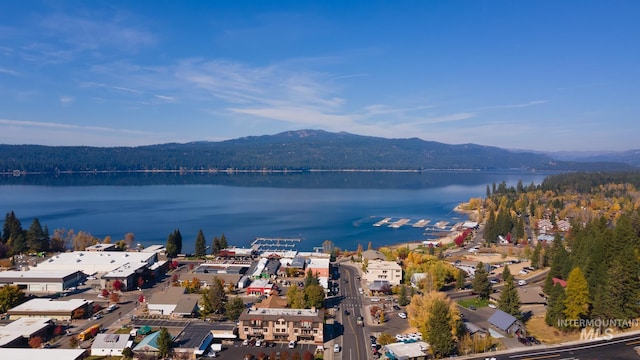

{"left": 0, "top": 1, "right": 638, "bottom": 151}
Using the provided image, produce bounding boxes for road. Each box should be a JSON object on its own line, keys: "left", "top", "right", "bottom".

{"left": 336, "top": 264, "right": 369, "bottom": 360}
{"left": 465, "top": 332, "right": 640, "bottom": 360}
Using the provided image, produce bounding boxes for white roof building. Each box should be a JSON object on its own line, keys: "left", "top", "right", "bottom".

{"left": 35, "top": 251, "right": 156, "bottom": 275}
{"left": 91, "top": 333, "right": 132, "bottom": 357}
{"left": 7, "top": 298, "right": 92, "bottom": 321}
{"left": 0, "top": 269, "right": 85, "bottom": 294}
{"left": 383, "top": 341, "right": 430, "bottom": 360}
{"left": 0, "top": 317, "right": 53, "bottom": 347}
{"left": 0, "top": 349, "right": 86, "bottom": 360}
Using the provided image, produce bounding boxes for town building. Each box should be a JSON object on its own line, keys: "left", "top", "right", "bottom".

{"left": 7, "top": 298, "right": 93, "bottom": 321}
{"left": 90, "top": 333, "right": 132, "bottom": 357}
{"left": 0, "top": 317, "right": 54, "bottom": 348}
{"left": 245, "top": 279, "right": 275, "bottom": 296}
{"left": 0, "top": 270, "right": 85, "bottom": 295}
{"left": 133, "top": 331, "right": 162, "bottom": 358}
{"left": 146, "top": 286, "right": 199, "bottom": 318}
{"left": 238, "top": 307, "right": 324, "bottom": 344}
{"left": 0, "top": 348, "right": 86, "bottom": 360}
{"left": 383, "top": 341, "right": 430, "bottom": 360}
{"left": 364, "top": 260, "right": 403, "bottom": 286}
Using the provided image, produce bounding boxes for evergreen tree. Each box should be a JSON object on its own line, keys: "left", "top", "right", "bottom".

{"left": 211, "top": 236, "right": 220, "bottom": 255}
{"left": 472, "top": 262, "right": 492, "bottom": 299}
{"left": 157, "top": 327, "right": 172, "bottom": 359}
{"left": 427, "top": 298, "right": 456, "bottom": 358}
{"left": 200, "top": 288, "right": 212, "bottom": 319}
{"left": 545, "top": 284, "right": 566, "bottom": 328}
{"left": 484, "top": 210, "right": 497, "bottom": 244}
{"left": 455, "top": 269, "right": 466, "bottom": 290}
{"left": 497, "top": 266, "right": 521, "bottom": 318}
{"left": 598, "top": 256, "right": 640, "bottom": 326}
{"left": 530, "top": 242, "right": 542, "bottom": 269}
{"left": 194, "top": 229, "right": 206, "bottom": 258}
{"left": 165, "top": 231, "right": 178, "bottom": 258}
{"left": 219, "top": 233, "right": 228, "bottom": 249}
{"left": 2, "top": 211, "right": 22, "bottom": 244}
{"left": 225, "top": 297, "right": 246, "bottom": 321}
{"left": 208, "top": 277, "right": 227, "bottom": 315}
{"left": 304, "top": 269, "right": 319, "bottom": 287}
{"left": 398, "top": 285, "right": 410, "bottom": 306}
{"left": 26, "top": 218, "right": 47, "bottom": 253}
{"left": 174, "top": 229, "right": 182, "bottom": 255}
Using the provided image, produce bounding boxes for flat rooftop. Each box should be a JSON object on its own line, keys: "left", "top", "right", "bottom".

{"left": 8, "top": 298, "right": 91, "bottom": 313}
{"left": 0, "top": 269, "right": 81, "bottom": 281}
{"left": 0, "top": 349, "right": 86, "bottom": 360}
{"left": 0, "top": 317, "right": 52, "bottom": 336}
{"left": 35, "top": 251, "right": 155, "bottom": 274}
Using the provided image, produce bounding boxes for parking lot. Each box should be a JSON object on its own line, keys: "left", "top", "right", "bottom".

{"left": 208, "top": 340, "right": 323, "bottom": 359}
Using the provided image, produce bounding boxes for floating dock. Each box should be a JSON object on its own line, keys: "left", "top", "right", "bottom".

{"left": 389, "top": 218, "right": 411, "bottom": 228}
{"left": 412, "top": 219, "right": 430, "bottom": 227}
{"left": 435, "top": 221, "right": 449, "bottom": 229}
{"left": 373, "top": 217, "right": 392, "bottom": 227}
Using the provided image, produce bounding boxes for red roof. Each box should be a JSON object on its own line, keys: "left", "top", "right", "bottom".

{"left": 552, "top": 277, "right": 567, "bottom": 288}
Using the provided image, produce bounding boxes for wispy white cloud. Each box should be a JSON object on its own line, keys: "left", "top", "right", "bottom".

{"left": 0, "top": 118, "right": 149, "bottom": 135}
{"left": 0, "top": 67, "right": 20, "bottom": 76}
{"left": 60, "top": 96, "right": 74, "bottom": 104}
{"left": 478, "top": 100, "right": 548, "bottom": 110}
{"left": 154, "top": 94, "right": 175, "bottom": 102}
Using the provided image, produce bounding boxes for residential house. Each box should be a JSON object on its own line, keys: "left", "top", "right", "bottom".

{"left": 90, "top": 333, "right": 132, "bottom": 357}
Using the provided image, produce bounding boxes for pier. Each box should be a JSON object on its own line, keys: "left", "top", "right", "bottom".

{"left": 389, "top": 218, "right": 411, "bottom": 228}
{"left": 412, "top": 219, "right": 430, "bottom": 227}
{"left": 373, "top": 217, "right": 392, "bottom": 227}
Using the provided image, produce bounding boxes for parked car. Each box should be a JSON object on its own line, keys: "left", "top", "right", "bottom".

{"left": 288, "top": 341, "right": 296, "bottom": 349}
{"left": 518, "top": 337, "right": 532, "bottom": 346}
{"left": 469, "top": 305, "right": 476, "bottom": 310}
{"left": 526, "top": 336, "right": 541, "bottom": 345}
{"left": 334, "top": 344, "right": 341, "bottom": 353}
{"left": 255, "top": 340, "right": 262, "bottom": 347}
{"left": 488, "top": 303, "right": 497, "bottom": 309}
{"left": 398, "top": 312, "right": 407, "bottom": 319}
{"left": 393, "top": 304, "right": 401, "bottom": 310}
{"left": 242, "top": 339, "right": 249, "bottom": 346}
{"left": 518, "top": 280, "right": 527, "bottom": 286}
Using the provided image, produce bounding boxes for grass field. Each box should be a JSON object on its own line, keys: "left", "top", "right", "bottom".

{"left": 458, "top": 298, "right": 490, "bottom": 308}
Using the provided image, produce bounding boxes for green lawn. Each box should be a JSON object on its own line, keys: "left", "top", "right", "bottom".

{"left": 458, "top": 298, "right": 490, "bottom": 308}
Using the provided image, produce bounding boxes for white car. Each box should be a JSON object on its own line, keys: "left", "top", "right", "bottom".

{"left": 288, "top": 341, "right": 296, "bottom": 349}
{"left": 488, "top": 303, "right": 497, "bottom": 309}
{"left": 334, "top": 344, "right": 341, "bottom": 353}
{"left": 395, "top": 334, "right": 405, "bottom": 341}
{"left": 398, "top": 312, "right": 407, "bottom": 319}
{"left": 518, "top": 280, "right": 527, "bottom": 286}
{"left": 255, "top": 340, "right": 262, "bottom": 347}
{"left": 519, "top": 270, "right": 529, "bottom": 275}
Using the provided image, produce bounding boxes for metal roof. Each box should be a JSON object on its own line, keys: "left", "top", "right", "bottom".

{"left": 487, "top": 309, "right": 517, "bottom": 331}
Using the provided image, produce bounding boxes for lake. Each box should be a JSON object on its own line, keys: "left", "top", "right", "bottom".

{"left": 0, "top": 171, "right": 551, "bottom": 252}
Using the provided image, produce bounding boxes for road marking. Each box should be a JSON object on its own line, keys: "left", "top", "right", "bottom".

{"left": 519, "top": 354, "right": 560, "bottom": 360}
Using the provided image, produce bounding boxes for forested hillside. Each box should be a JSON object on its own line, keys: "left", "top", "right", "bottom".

{"left": 0, "top": 130, "right": 633, "bottom": 173}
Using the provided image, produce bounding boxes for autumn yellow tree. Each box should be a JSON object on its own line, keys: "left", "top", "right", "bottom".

{"left": 407, "top": 291, "right": 461, "bottom": 342}
{"left": 563, "top": 266, "right": 590, "bottom": 325}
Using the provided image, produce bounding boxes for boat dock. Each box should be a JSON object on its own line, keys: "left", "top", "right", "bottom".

{"left": 389, "top": 218, "right": 411, "bottom": 228}
{"left": 412, "top": 219, "right": 430, "bottom": 227}
{"left": 435, "top": 221, "right": 449, "bottom": 229}
{"left": 373, "top": 217, "right": 392, "bottom": 227}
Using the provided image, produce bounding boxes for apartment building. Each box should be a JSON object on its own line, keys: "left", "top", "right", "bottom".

{"left": 364, "top": 259, "right": 403, "bottom": 286}
{"left": 238, "top": 307, "right": 324, "bottom": 344}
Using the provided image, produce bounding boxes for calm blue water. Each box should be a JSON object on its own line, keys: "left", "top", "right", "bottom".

{"left": 0, "top": 172, "right": 550, "bottom": 251}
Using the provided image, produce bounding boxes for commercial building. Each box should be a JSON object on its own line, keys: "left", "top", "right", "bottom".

{"left": 0, "top": 270, "right": 85, "bottom": 295}
{"left": 383, "top": 341, "right": 430, "bottom": 360}
{"left": 146, "top": 286, "right": 200, "bottom": 318}
{"left": 364, "top": 260, "right": 403, "bottom": 286}
{"left": 7, "top": 298, "right": 93, "bottom": 321}
{"left": 90, "top": 333, "right": 132, "bottom": 357}
{"left": 238, "top": 307, "right": 324, "bottom": 344}
{"left": 0, "top": 317, "right": 54, "bottom": 348}
{"left": 245, "top": 279, "right": 275, "bottom": 296}
{"left": 0, "top": 349, "right": 86, "bottom": 360}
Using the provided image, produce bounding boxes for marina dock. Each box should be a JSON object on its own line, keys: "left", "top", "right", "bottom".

{"left": 412, "top": 219, "right": 430, "bottom": 227}
{"left": 373, "top": 217, "right": 392, "bottom": 227}
{"left": 251, "top": 237, "right": 302, "bottom": 252}
{"left": 389, "top": 218, "right": 411, "bottom": 228}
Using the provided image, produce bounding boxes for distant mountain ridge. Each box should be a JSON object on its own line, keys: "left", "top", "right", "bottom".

{"left": 0, "top": 129, "right": 635, "bottom": 173}
{"left": 548, "top": 149, "right": 640, "bottom": 167}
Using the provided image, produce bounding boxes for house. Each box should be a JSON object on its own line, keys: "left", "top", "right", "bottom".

{"left": 172, "top": 322, "right": 218, "bottom": 359}
{"left": 238, "top": 307, "right": 324, "bottom": 344}
{"left": 368, "top": 280, "right": 391, "bottom": 294}
{"left": 410, "top": 273, "right": 426, "bottom": 288}
{"left": 383, "top": 341, "right": 430, "bottom": 360}
{"left": 364, "top": 260, "right": 403, "bottom": 286}
{"left": 487, "top": 309, "right": 523, "bottom": 335}
{"left": 361, "top": 249, "right": 386, "bottom": 261}
{"left": 133, "top": 331, "right": 162, "bottom": 358}
{"left": 7, "top": 298, "right": 92, "bottom": 321}
{"left": 463, "top": 322, "right": 487, "bottom": 336}
{"left": 90, "top": 333, "right": 132, "bottom": 357}
{"left": 146, "top": 286, "right": 200, "bottom": 318}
